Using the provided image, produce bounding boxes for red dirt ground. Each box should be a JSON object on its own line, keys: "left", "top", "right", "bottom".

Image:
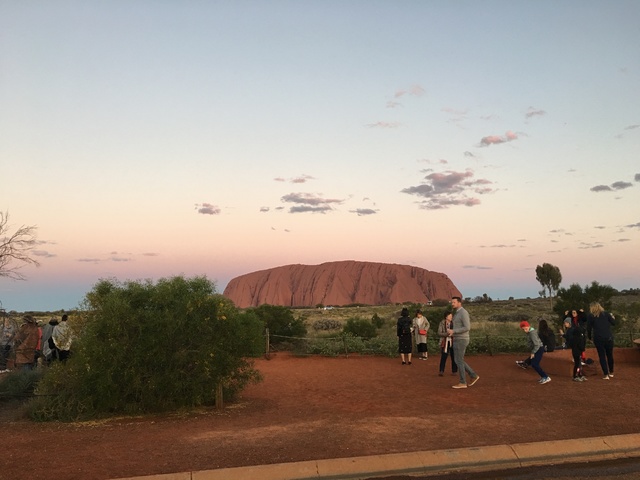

{"left": 1, "top": 347, "right": 639, "bottom": 480}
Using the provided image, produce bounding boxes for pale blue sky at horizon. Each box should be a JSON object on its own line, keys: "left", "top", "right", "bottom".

{"left": 1, "top": 1, "right": 639, "bottom": 312}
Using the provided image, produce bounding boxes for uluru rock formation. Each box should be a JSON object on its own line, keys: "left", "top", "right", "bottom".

{"left": 223, "top": 260, "right": 461, "bottom": 308}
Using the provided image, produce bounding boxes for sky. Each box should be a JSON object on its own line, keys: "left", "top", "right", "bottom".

{"left": 1, "top": 1, "right": 639, "bottom": 312}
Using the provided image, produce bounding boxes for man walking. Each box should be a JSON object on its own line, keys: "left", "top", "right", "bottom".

{"left": 447, "top": 296, "right": 480, "bottom": 389}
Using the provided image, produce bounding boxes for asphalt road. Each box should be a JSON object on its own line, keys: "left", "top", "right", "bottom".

{"left": 370, "top": 456, "right": 640, "bottom": 480}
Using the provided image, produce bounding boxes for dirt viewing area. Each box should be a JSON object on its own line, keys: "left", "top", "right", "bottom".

{"left": 2, "top": 347, "right": 639, "bottom": 480}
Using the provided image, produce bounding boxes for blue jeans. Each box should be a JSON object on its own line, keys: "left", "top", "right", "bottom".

{"left": 452, "top": 338, "right": 477, "bottom": 384}
{"left": 594, "top": 337, "right": 614, "bottom": 376}
{"left": 530, "top": 347, "right": 547, "bottom": 378}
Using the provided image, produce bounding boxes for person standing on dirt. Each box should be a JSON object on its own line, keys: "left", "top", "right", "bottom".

{"left": 412, "top": 309, "right": 429, "bottom": 360}
{"left": 437, "top": 311, "right": 457, "bottom": 376}
{"left": 397, "top": 307, "right": 413, "bottom": 365}
{"left": 447, "top": 296, "right": 479, "bottom": 389}
{"left": 587, "top": 302, "right": 616, "bottom": 380}
{"left": 519, "top": 320, "right": 551, "bottom": 385}
{"left": 41, "top": 317, "right": 59, "bottom": 365}
{"left": 1, "top": 317, "right": 17, "bottom": 373}
{"left": 14, "top": 315, "right": 40, "bottom": 371}
{"left": 562, "top": 317, "right": 587, "bottom": 382}
{"left": 52, "top": 314, "right": 73, "bottom": 362}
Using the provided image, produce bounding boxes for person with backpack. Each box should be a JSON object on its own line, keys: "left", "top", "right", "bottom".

{"left": 397, "top": 308, "right": 413, "bottom": 365}
{"left": 562, "top": 317, "right": 587, "bottom": 382}
{"left": 587, "top": 302, "right": 616, "bottom": 380}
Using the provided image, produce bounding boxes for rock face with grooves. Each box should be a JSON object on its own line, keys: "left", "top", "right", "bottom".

{"left": 223, "top": 260, "right": 461, "bottom": 307}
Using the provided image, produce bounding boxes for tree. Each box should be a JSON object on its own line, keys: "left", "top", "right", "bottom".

{"left": 249, "top": 304, "right": 307, "bottom": 343}
{"left": 535, "top": 263, "right": 562, "bottom": 309}
{"left": 30, "top": 276, "right": 263, "bottom": 421}
{"left": 0, "top": 211, "right": 40, "bottom": 280}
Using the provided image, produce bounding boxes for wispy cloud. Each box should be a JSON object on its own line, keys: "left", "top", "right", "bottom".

{"left": 349, "top": 208, "right": 379, "bottom": 216}
{"left": 625, "top": 222, "right": 640, "bottom": 229}
{"left": 365, "top": 121, "right": 401, "bottom": 128}
{"left": 591, "top": 179, "right": 634, "bottom": 192}
{"left": 635, "top": 173, "right": 640, "bottom": 182}
{"left": 525, "top": 107, "right": 546, "bottom": 119}
{"left": 281, "top": 192, "right": 344, "bottom": 214}
{"left": 479, "top": 244, "right": 516, "bottom": 248}
{"left": 479, "top": 130, "right": 518, "bottom": 147}
{"left": 394, "top": 84, "right": 425, "bottom": 98}
{"left": 462, "top": 265, "right": 493, "bottom": 270}
{"left": 194, "top": 203, "right": 221, "bottom": 215}
{"left": 33, "top": 250, "right": 56, "bottom": 258}
{"left": 275, "top": 174, "right": 316, "bottom": 184}
{"left": 259, "top": 207, "right": 270, "bottom": 213}
{"left": 578, "top": 242, "right": 604, "bottom": 249}
{"left": 615, "top": 124, "right": 640, "bottom": 139}
{"left": 401, "top": 169, "right": 495, "bottom": 210}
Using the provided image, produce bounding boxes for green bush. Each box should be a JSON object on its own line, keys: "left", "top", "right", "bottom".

{"left": 29, "top": 276, "right": 263, "bottom": 421}
{"left": 342, "top": 317, "right": 377, "bottom": 339}
{"left": 0, "top": 369, "right": 43, "bottom": 401}
{"left": 250, "top": 305, "right": 307, "bottom": 343}
{"left": 312, "top": 318, "right": 342, "bottom": 331}
{"left": 371, "top": 313, "right": 385, "bottom": 328}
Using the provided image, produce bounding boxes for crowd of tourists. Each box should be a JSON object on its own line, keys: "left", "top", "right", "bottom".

{"left": 397, "top": 297, "right": 617, "bottom": 388}
{"left": 0, "top": 314, "right": 73, "bottom": 373}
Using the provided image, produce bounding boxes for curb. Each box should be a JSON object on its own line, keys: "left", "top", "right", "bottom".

{"left": 113, "top": 432, "right": 640, "bottom": 480}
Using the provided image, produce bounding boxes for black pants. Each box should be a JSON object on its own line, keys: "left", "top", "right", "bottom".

{"left": 593, "top": 337, "right": 614, "bottom": 376}
{"left": 439, "top": 348, "right": 457, "bottom": 373}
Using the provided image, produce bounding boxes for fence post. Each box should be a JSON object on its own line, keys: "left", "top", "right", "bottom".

{"left": 216, "top": 383, "right": 224, "bottom": 410}
{"left": 265, "top": 328, "right": 270, "bottom": 359}
{"left": 485, "top": 334, "right": 493, "bottom": 356}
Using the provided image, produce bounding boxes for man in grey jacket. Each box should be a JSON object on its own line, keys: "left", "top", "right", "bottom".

{"left": 447, "top": 296, "right": 480, "bottom": 389}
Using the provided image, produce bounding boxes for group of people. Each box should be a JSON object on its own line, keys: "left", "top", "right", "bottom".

{"left": 397, "top": 297, "right": 617, "bottom": 388}
{"left": 0, "top": 314, "right": 72, "bottom": 373}
{"left": 397, "top": 296, "right": 480, "bottom": 389}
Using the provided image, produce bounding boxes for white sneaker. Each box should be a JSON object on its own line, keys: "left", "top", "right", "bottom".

{"left": 540, "top": 377, "right": 551, "bottom": 385}
{"left": 608, "top": 373, "right": 614, "bottom": 378}
{"left": 603, "top": 375, "right": 610, "bottom": 380}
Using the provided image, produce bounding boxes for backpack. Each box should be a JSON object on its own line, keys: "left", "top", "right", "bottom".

{"left": 573, "top": 325, "right": 587, "bottom": 351}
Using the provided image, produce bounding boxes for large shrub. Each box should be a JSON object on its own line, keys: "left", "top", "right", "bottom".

{"left": 30, "top": 276, "right": 263, "bottom": 421}
{"left": 250, "top": 304, "right": 307, "bottom": 342}
{"left": 342, "top": 317, "right": 377, "bottom": 339}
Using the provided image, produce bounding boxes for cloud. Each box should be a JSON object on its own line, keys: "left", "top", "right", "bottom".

{"left": 110, "top": 256, "right": 132, "bottom": 262}
{"left": 349, "top": 208, "right": 379, "bottom": 216}
{"left": 195, "top": 203, "right": 221, "bottom": 215}
{"left": 32, "top": 250, "right": 56, "bottom": 258}
{"left": 290, "top": 174, "right": 315, "bottom": 184}
{"left": 394, "top": 84, "right": 425, "bottom": 98}
{"left": 611, "top": 181, "right": 633, "bottom": 190}
{"left": 289, "top": 205, "right": 334, "bottom": 214}
{"left": 281, "top": 192, "right": 344, "bottom": 214}
{"left": 401, "top": 169, "right": 495, "bottom": 210}
{"left": 479, "top": 130, "right": 518, "bottom": 147}
{"left": 142, "top": 253, "right": 159, "bottom": 257}
{"left": 594, "top": 226, "right": 606, "bottom": 229}
{"left": 463, "top": 151, "right": 476, "bottom": 158}
{"left": 636, "top": 173, "right": 640, "bottom": 182}
{"left": 525, "top": 107, "right": 546, "bottom": 119}
{"left": 578, "top": 242, "right": 604, "bottom": 249}
{"left": 365, "top": 121, "right": 401, "bottom": 128}
{"left": 386, "top": 100, "right": 402, "bottom": 109}
{"left": 614, "top": 238, "right": 631, "bottom": 242}
{"left": 591, "top": 180, "right": 634, "bottom": 192}
{"left": 259, "top": 207, "right": 270, "bottom": 213}
{"left": 77, "top": 258, "right": 101, "bottom": 263}
{"left": 274, "top": 177, "right": 286, "bottom": 182}
{"left": 479, "top": 244, "right": 515, "bottom": 248}
{"left": 625, "top": 222, "right": 640, "bottom": 228}
{"left": 462, "top": 265, "right": 493, "bottom": 270}
{"left": 614, "top": 124, "right": 639, "bottom": 139}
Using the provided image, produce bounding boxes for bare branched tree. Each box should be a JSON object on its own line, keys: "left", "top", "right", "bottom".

{"left": 0, "top": 211, "right": 40, "bottom": 280}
